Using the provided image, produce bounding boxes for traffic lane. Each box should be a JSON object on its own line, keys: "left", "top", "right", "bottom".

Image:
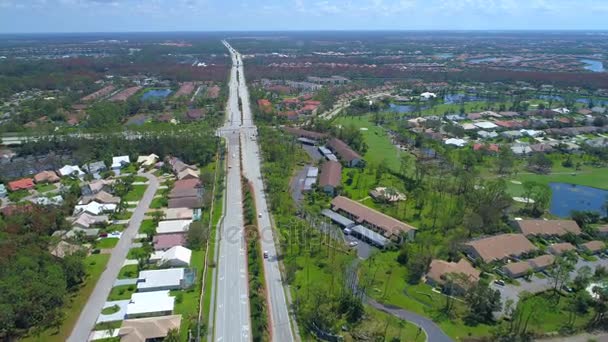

{"left": 68, "top": 173, "right": 158, "bottom": 342}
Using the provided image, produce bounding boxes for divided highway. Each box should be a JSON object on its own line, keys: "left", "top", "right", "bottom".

{"left": 212, "top": 41, "right": 296, "bottom": 342}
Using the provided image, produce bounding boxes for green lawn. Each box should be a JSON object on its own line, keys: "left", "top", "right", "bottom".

{"left": 108, "top": 285, "right": 136, "bottom": 301}
{"left": 133, "top": 176, "right": 149, "bottom": 183}
{"left": 113, "top": 211, "right": 132, "bottom": 220}
{"left": 517, "top": 292, "right": 593, "bottom": 334}
{"left": 334, "top": 115, "right": 407, "bottom": 172}
{"left": 150, "top": 197, "right": 167, "bottom": 209}
{"left": 359, "top": 251, "right": 494, "bottom": 340}
{"left": 22, "top": 254, "right": 110, "bottom": 342}
{"left": 35, "top": 183, "right": 56, "bottom": 193}
{"left": 173, "top": 249, "right": 205, "bottom": 341}
{"left": 95, "top": 238, "right": 119, "bottom": 249}
{"left": 101, "top": 305, "right": 120, "bottom": 315}
{"left": 103, "top": 224, "right": 126, "bottom": 233}
{"left": 508, "top": 167, "right": 608, "bottom": 195}
{"left": 123, "top": 185, "right": 148, "bottom": 202}
{"left": 118, "top": 264, "right": 138, "bottom": 279}
{"left": 138, "top": 219, "right": 156, "bottom": 235}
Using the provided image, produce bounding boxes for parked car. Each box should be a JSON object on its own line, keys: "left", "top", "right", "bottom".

{"left": 494, "top": 279, "right": 505, "bottom": 286}
{"left": 263, "top": 251, "right": 269, "bottom": 259}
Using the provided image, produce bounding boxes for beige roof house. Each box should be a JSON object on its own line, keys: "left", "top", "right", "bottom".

{"left": 548, "top": 242, "right": 576, "bottom": 256}
{"left": 79, "top": 190, "right": 121, "bottom": 205}
{"left": 177, "top": 168, "right": 198, "bottom": 180}
{"left": 34, "top": 170, "right": 60, "bottom": 184}
{"left": 464, "top": 234, "right": 538, "bottom": 263}
{"left": 118, "top": 315, "right": 181, "bottom": 342}
{"left": 516, "top": 219, "right": 581, "bottom": 237}
{"left": 136, "top": 154, "right": 159, "bottom": 167}
{"left": 426, "top": 259, "right": 480, "bottom": 290}
{"left": 331, "top": 196, "right": 416, "bottom": 240}
{"left": 49, "top": 241, "right": 88, "bottom": 259}
{"left": 582, "top": 241, "right": 605, "bottom": 254}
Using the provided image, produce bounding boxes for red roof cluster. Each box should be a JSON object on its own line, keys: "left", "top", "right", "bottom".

{"left": 8, "top": 178, "right": 35, "bottom": 191}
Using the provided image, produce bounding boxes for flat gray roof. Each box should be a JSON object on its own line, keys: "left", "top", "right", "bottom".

{"left": 318, "top": 146, "right": 332, "bottom": 155}
{"left": 307, "top": 167, "right": 319, "bottom": 178}
{"left": 351, "top": 225, "right": 390, "bottom": 247}
{"left": 326, "top": 154, "right": 338, "bottom": 162}
{"left": 321, "top": 209, "right": 354, "bottom": 227}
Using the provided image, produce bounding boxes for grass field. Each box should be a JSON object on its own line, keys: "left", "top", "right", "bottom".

{"left": 334, "top": 115, "right": 406, "bottom": 172}
{"left": 22, "top": 254, "right": 110, "bottom": 342}
{"left": 108, "top": 285, "right": 136, "bottom": 301}
{"left": 95, "top": 238, "right": 119, "bottom": 249}
{"left": 123, "top": 184, "right": 148, "bottom": 202}
{"left": 35, "top": 183, "right": 56, "bottom": 193}
{"left": 359, "top": 251, "right": 494, "bottom": 340}
{"left": 173, "top": 249, "right": 205, "bottom": 341}
{"left": 118, "top": 264, "right": 138, "bottom": 279}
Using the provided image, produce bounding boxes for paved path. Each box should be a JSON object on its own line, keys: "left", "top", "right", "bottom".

{"left": 231, "top": 41, "right": 297, "bottom": 342}
{"left": 367, "top": 299, "right": 452, "bottom": 342}
{"left": 113, "top": 278, "right": 137, "bottom": 287}
{"left": 68, "top": 172, "right": 159, "bottom": 342}
{"left": 96, "top": 300, "right": 129, "bottom": 323}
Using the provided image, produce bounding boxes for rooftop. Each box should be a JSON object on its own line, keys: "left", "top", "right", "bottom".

{"left": 465, "top": 233, "right": 537, "bottom": 263}
{"left": 516, "top": 219, "right": 581, "bottom": 237}
{"left": 126, "top": 291, "right": 175, "bottom": 317}
{"left": 119, "top": 315, "right": 182, "bottom": 342}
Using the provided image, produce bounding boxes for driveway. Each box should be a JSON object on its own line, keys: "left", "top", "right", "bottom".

{"left": 68, "top": 172, "right": 159, "bottom": 342}
{"left": 96, "top": 300, "right": 129, "bottom": 323}
{"left": 113, "top": 278, "right": 137, "bottom": 287}
{"left": 368, "top": 299, "right": 452, "bottom": 342}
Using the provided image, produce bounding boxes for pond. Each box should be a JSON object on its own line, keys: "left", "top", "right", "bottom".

{"left": 141, "top": 88, "right": 172, "bottom": 101}
{"left": 443, "top": 93, "right": 487, "bottom": 104}
{"left": 549, "top": 182, "right": 608, "bottom": 218}
{"left": 388, "top": 103, "right": 417, "bottom": 113}
{"left": 580, "top": 58, "right": 605, "bottom": 73}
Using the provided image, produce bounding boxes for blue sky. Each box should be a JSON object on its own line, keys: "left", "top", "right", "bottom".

{"left": 1, "top": 0, "right": 608, "bottom": 33}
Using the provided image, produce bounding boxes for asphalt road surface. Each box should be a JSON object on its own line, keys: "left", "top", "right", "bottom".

{"left": 68, "top": 172, "right": 159, "bottom": 342}
{"left": 215, "top": 41, "right": 295, "bottom": 342}
{"left": 212, "top": 42, "right": 251, "bottom": 342}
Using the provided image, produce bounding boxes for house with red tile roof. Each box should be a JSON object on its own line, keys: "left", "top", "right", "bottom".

{"left": 8, "top": 178, "right": 35, "bottom": 191}
{"left": 473, "top": 143, "right": 499, "bottom": 153}
{"left": 257, "top": 99, "right": 273, "bottom": 114}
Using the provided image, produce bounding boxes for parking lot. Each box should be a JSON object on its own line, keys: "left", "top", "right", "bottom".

{"left": 492, "top": 256, "right": 608, "bottom": 317}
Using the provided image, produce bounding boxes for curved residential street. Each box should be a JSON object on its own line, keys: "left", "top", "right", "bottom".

{"left": 68, "top": 172, "right": 159, "bottom": 342}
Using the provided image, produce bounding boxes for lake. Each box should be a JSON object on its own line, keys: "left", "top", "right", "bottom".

{"left": 580, "top": 59, "right": 605, "bottom": 73}
{"left": 549, "top": 182, "right": 608, "bottom": 218}
{"left": 388, "top": 103, "right": 417, "bottom": 113}
{"left": 141, "top": 88, "right": 172, "bottom": 101}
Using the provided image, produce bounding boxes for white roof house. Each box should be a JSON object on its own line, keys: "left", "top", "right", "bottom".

{"left": 158, "top": 246, "right": 192, "bottom": 267}
{"left": 111, "top": 155, "right": 131, "bottom": 169}
{"left": 32, "top": 195, "right": 64, "bottom": 206}
{"left": 59, "top": 165, "right": 85, "bottom": 177}
{"left": 461, "top": 123, "right": 478, "bottom": 130}
{"left": 553, "top": 107, "right": 570, "bottom": 114}
{"left": 420, "top": 92, "right": 437, "bottom": 99}
{"left": 444, "top": 138, "right": 467, "bottom": 147}
{"left": 474, "top": 121, "right": 499, "bottom": 130}
{"left": 136, "top": 268, "right": 186, "bottom": 292}
{"left": 126, "top": 291, "right": 175, "bottom": 318}
{"left": 156, "top": 220, "right": 192, "bottom": 235}
{"left": 520, "top": 129, "right": 543, "bottom": 137}
{"left": 137, "top": 154, "right": 159, "bottom": 166}
{"left": 74, "top": 201, "right": 117, "bottom": 215}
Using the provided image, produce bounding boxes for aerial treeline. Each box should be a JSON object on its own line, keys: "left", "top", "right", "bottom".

{"left": 18, "top": 132, "right": 219, "bottom": 167}
{"left": 0, "top": 206, "right": 86, "bottom": 339}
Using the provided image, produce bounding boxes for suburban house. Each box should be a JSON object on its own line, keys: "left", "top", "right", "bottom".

{"left": 0, "top": 184, "right": 7, "bottom": 198}
{"left": 177, "top": 168, "right": 199, "bottom": 180}
{"left": 173, "top": 178, "right": 202, "bottom": 190}
{"left": 79, "top": 190, "right": 121, "bottom": 205}
{"left": 515, "top": 219, "right": 581, "bottom": 238}
{"left": 169, "top": 187, "right": 201, "bottom": 199}
{"left": 581, "top": 241, "right": 606, "bottom": 254}
{"left": 58, "top": 165, "right": 85, "bottom": 177}
{"left": 126, "top": 291, "right": 175, "bottom": 318}
{"left": 502, "top": 254, "right": 555, "bottom": 278}
{"left": 425, "top": 259, "right": 480, "bottom": 294}
{"left": 83, "top": 161, "right": 107, "bottom": 178}
{"left": 118, "top": 315, "right": 182, "bottom": 342}
{"left": 153, "top": 233, "right": 186, "bottom": 251}
{"left": 327, "top": 138, "right": 362, "bottom": 167}
{"left": 164, "top": 207, "right": 195, "bottom": 220}
{"left": 49, "top": 241, "right": 88, "bottom": 259}
{"left": 34, "top": 170, "right": 60, "bottom": 184}
{"left": 464, "top": 234, "right": 538, "bottom": 263}
{"left": 282, "top": 127, "right": 328, "bottom": 141}
{"left": 82, "top": 179, "right": 114, "bottom": 196}
{"left": 548, "top": 242, "right": 577, "bottom": 256}
{"left": 318, "top": 160, "right": 342, "bottom": 195}
{"left": 7, "top": 178, "right": 35, "bottom": 191}
{"left": 111, "top": 155, "right": 130, "bottom": 171}
{"left": 137, "top": 154, "right": 159, "bottom": 167}
{"left": 156, "top": 220, "right": 192, "bottom": 235}
{"left": 136, "top": 268, "right": 193, "bottom": 292}
{"left": 74, "top": 201, "right": 117, "bottom": 215}
{"left": 33, "top": 195, "right": 64, "bottom": 206}
{"left": 167, "top": 157, "right": 197, "bottom": 175}
{"left": 168, "top": 197, "right": 201, "bottom": 209}
{"left": 150, "top": 245, "right": 192, "bottom": 267}
{"left": 72, "top": 212, "right": 109, "bottom": 229}
{"left": 330, "top": 196, "right": 416, "bottom": 241}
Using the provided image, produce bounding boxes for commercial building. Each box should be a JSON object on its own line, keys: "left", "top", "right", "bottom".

{"left": 330, "top": 196, "right": 416, "bottom": 241}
